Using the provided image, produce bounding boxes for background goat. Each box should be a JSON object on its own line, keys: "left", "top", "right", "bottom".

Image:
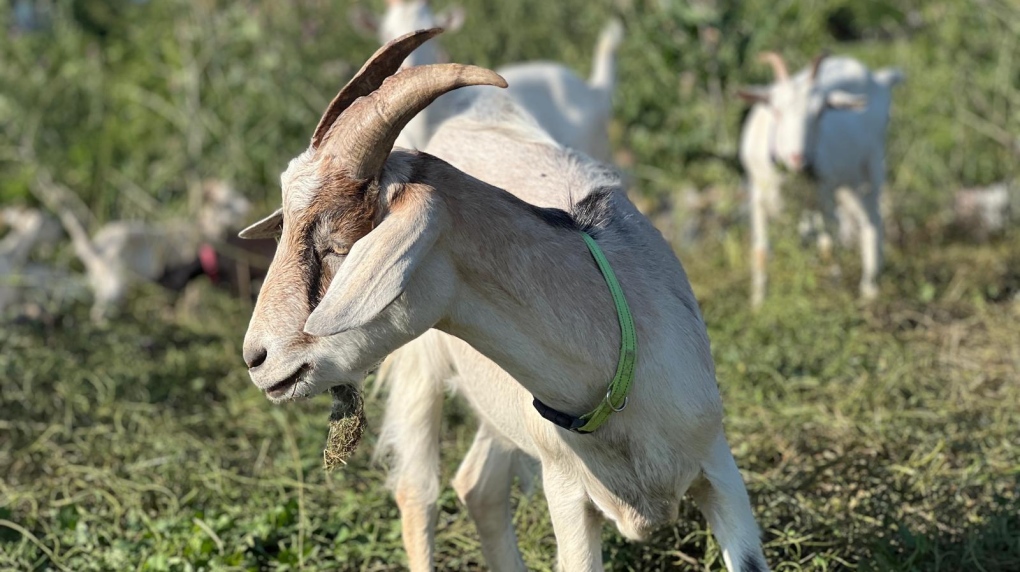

{"left": 31, "top": 174, "right": 253, "bottom": 322}
{"left": 350, "top": 0, "right": 623, "bottom": 163}
{"left": 240, "top": 30, "right": 767, "bottom": 572}
{"left": 0, "top": 206, "right": 65, "bottom": 315}
{"left": 738, "top": 52, "right": 904, "bottom": 307}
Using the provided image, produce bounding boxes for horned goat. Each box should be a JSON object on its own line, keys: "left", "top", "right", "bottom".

{"left": 350, "top": 0, "right": 624, "bottom": 163}
{"left": 32, "top": 174, "right": 253, "bottom": 322}
{"left": 240, "top": 29, "right": 768, "bottom": 572}
{"left": 738, "top": 51, "right": 903, "bottom": 307}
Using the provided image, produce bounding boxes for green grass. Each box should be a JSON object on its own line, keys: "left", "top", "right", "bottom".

{"left": 2, "top": 224, "right": 1018, "bottom": 571}
{"left": 1, "top": 0, "right": 1018, "bottom": 569}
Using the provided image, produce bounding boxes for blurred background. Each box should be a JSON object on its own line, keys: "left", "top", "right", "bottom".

{"left": 1, "top": 0, "right": 1018, "bottom": 570}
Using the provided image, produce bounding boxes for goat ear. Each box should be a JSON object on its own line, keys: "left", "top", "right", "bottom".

{"left": 826, "top": 90, "right": 867, "bottom": 110}
{"left": 238, "top": 208, "right": 283, "bottom": 239}
{"left": 874, "top": 67, "right": 905, "bottom": 88}
{"left": 304, "top": 190, "right": 439, "bottom": 337}
{"left": 737, "top": 86, "right": 770, "bottom": 104}
{"left": 434, "top": 5, "right": 466, "bottom": 32}
{"left": 348, "top": 5, "right": 379, "bottom": 38}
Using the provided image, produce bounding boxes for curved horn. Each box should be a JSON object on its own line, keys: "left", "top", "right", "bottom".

{"left": 319, "top": 63, "right": 507, "bottom": 181}
{"left": 311, "top": 28, "right": 444, "bottom": 149}
{"left": 757, "top": 51, "right": 789, "bottom": 82}
{"left": 810, "top": 51, "right": 830, "bottom": 81}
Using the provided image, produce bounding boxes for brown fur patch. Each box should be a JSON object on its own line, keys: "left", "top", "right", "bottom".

{"left": 287, "top": 160, "right": 381, "bottom": 307}
{"left": 250, "top": 158, "right": 382, "bottom": 345}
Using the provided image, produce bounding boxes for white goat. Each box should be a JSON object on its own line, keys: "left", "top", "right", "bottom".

{"left": 953, "top": 182, "right": 1015, "bottom": 240}
{"left": 350, "top": 0, "right": 624, "bottom": 162}
{"left": 32, "top": 175, "right": 252, "bottom": 322}
{"left": 0, "top": 206, "right": 64, "bottom": 314}
{"left": 240, "top": 30, "right": 767, "bottom": 572}
{"left": 494, "top": 19, "right": 623, "bottom": 164}
{"left": 738, "top": 52, "right": 903, "bottom": 307}
{"left": 350, "top": 0, "right": 466, "bottom": 150}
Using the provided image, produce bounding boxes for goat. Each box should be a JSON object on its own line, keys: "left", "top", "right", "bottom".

{"left": 349, "top": 0, "right": 466, "bottom": 150}
{"left": 494, "top": 19, "right": 623, "bottom": 164}
{"left": 240, "top": 29, "right": 768, "bottom": 572}
{"left": 350, "top": 0, "right": 623, "bottom": 162}
{"left": 0, "top": 206, "right": 62, "bottom": 268}
{"left": 952, "top": 182, "right": 1015, "bottom": 241}
{"left": 738, "top": 51, "right": 903, "bottom": 307}
{"left": 32, "top": 174, "right": 254, "bottom": 322}
{"left": 0, "top": 206, "right": 65, "bottom": 314}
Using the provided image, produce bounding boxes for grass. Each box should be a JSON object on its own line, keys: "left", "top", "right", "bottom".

{"left": 1, "top": 1, "right": 1018, "bottom": 569}
{"left": 2, "top": 221, "right": 1018, "bottom": 571}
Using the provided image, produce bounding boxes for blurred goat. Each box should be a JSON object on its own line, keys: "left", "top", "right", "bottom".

{"left": 953, "top": 182, "right": 1015, "bottom": 241}
{"left": 32, "top": 175, "right": 254, "bottom": 322}
{"left": 0, "top": 206, "right": 65, "bottom": 314}
{"left": 350, "top": 0, "right": 623, "bottom": 163}
{"left": 738, "top": 52, "right": 903, "bottom": 307}
{"left": 239, "top": 30, "right": 767, "bottom": 572}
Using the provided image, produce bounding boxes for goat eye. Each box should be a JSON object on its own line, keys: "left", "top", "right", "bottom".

{"left": 330, "top": 243, "right": 350, "bottom": 256}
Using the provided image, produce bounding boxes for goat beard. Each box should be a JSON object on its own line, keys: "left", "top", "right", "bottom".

{"left": 323, "top": 384, "right": 366, "bottom": 472}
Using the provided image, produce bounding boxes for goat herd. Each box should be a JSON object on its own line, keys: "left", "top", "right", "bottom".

{"left": 7, "top": 1, "right": 984, "bottom": 571}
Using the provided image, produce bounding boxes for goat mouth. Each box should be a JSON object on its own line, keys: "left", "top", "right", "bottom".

{"left": 265, "top": 364, "right": 312, "bottom": 399}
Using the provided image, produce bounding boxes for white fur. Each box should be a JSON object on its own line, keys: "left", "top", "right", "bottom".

{"left": 954, "top": 182, "right": 1015, "bottom": 238}
{"left": 352, "top": 0, "right": 623, "bottom": 161}
{"left": 32, "top": 176, "right": 251, "bottom": 322}
{"left": 739, "top": 54, "right": 904, "bottom": 307}
{"left": 244, "top": 90, "right": 768, "bottom": 572}
{"left": 281, "top": 151, "right": 322, "bottom": 213}
{"left": 0, "top": 206, "right": 65, "bottom": 314}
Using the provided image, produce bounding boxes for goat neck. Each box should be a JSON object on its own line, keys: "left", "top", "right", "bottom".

{"left": 389, "top": 153, "right": 624, "bottom": 419}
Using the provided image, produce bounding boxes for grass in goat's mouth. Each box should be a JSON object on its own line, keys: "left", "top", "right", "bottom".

{"left": 266, "top": 363, "right": 311, "bottom": 396}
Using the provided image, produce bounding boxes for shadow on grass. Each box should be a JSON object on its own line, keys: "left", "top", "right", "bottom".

{"left": 598, "top": 456, "right": 1020, "bottom": 571}
{"left": 862, "top": 505, "right": 1020, "bottom": 571}
{"left": 1, "top": 291, "right": 250, "bottom": 474}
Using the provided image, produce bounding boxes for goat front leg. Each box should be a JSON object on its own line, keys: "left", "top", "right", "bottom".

{"left": 542, "top": 462, "right": 603, "bottom": 572}
{"left": 858, "top": 163, "right": 885, "bottom": 300}
{"left": 749, "top": 181, "right": 772, "bottom": 309}
{"left": 452, "top": 424, "right": 527, "bottom": 572}
{"left": 378, "top": 340, "right": 448, "bottom": 572}
{"left": 688, "top": 432, "right": 769, "bottom": 572}
{"left": 815, "top": 181, "right": 843, "bottom": 267}
{"left": 393, "top": 476, "right": 439, "bottom": 572}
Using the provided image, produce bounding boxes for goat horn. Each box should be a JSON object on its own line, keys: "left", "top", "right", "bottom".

{"left": 319, "top": 63, "right": 507, "bottom": 180}
{"left": 311, "top": 28, "right": 443, "bottom": 150}
{"left": 757, "top": 51, "right": 789, "bottom": 82}
{"left": 810, "top": 51, "right": 830, "bottom": 81}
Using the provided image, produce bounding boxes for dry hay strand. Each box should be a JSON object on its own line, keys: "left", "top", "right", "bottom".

{"left": 323, "top": 384, "right": 365, "bottom": 472}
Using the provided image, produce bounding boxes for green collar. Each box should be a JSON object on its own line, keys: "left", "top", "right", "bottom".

{"left": 532, "top": 231, "right": 637, "bottom": 434}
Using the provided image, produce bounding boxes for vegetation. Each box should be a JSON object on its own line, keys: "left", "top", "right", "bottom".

{"left": 1, "top": 0, "right": 1017, "bottom": 570}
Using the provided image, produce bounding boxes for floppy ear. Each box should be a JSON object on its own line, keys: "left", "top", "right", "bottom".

{"left": 304, "top": 191, "right": 440, "bottom": 336}
{"left": 434, "top": 5, "right": 466, "bottom": 32}
{"left": 737, "top": 85, "right": 770, "bottom": 104}
{"left": 826, "top": 90, "right": 867, "bottom": 110}
{"left": 348, "top": 5, "right": 380, "bottom": 38}
{"left": 239, "top": 208, "right": 283, "bottom": 239}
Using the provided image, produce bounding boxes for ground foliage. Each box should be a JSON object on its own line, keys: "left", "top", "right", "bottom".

{"left": 2, "top": 234, "right": 1018, "bottom": 571}
{"left": 1, "top": 0, "right": 1019, "bottom": 570}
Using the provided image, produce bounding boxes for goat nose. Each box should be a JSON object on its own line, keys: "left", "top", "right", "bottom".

{"left": 245, "top": 346, "right": 268, "bottom": 369}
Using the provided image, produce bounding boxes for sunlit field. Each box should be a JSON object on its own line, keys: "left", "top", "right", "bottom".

{"left": 2, "top": 1, "right": 1018, "bottom": 570}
